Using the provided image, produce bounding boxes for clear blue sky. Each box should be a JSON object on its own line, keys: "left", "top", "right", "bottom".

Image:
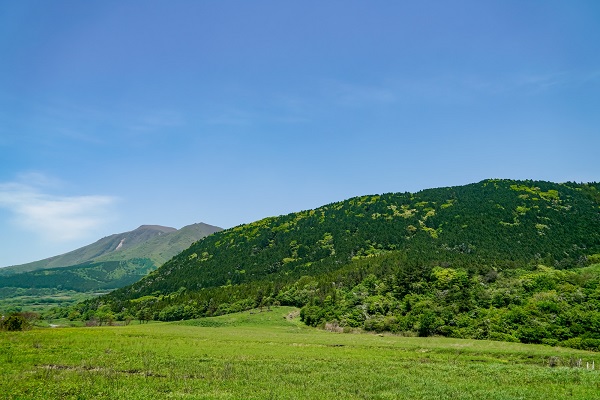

{"left": 1, "top": 1, "right": 599, "bottom": 267}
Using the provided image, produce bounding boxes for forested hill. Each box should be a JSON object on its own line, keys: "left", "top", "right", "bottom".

{"left": 64, "top": 179, "right": 600, "bottom": 350}
{"left": 106, "top": 179, "right": 599, "bottom": 300}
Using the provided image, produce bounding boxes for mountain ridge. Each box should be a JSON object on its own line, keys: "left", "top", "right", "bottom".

{"left": 0, "top": 223, "right": 221, "bottom": 276}
{"left": 0, "top": 222, "right": 223, "bottom": 294}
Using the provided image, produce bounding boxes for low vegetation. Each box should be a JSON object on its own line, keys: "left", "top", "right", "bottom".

{"left": 2, "top": 307, "right": 600, "bottom": 399}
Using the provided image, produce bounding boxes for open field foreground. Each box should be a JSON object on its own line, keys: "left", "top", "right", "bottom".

{"left": 2, "top": 307, "right": 599, "bottom": 399}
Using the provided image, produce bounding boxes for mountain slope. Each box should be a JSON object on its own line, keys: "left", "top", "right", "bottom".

{"left": 92, "top": 223, "right": 223, "bottom": 267}
{"left": 0, "top": 225, "right": 174, "bottom": 276}
{"left": 109, "top": 179, "right": 600, "bottom": 299}
{"left": 69, "top": 180, "right": 600, "bottom": 350}
{"left": 0, "top": 223, "right": 222, "bottom": 292}
{"left": 0, "top": 223, "right": 221, "bottom": 276}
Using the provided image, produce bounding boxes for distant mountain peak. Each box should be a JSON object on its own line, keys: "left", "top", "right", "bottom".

{"left": 0, "top": 222, "right": 223, "bottom": 276}
{"left": 133, "top": 225, "right": 177, "bottom": 233}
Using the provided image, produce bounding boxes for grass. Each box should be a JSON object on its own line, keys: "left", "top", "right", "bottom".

{"left": 1, "top": 307, "right": 599, "bottom": 399}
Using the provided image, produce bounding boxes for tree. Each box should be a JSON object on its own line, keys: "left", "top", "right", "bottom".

{"left": 2, "top": 313, "right": 28, "bottom": 331}
{"left": 417, "top": 310, "right": 440, "bottom": 337}
{"left": 137, "top": 308, "right": 151, "bottom": 324}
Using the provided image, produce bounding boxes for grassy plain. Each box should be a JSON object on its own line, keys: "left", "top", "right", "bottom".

{"left": 1, "top": 307, "right": 599, "bottom": 399}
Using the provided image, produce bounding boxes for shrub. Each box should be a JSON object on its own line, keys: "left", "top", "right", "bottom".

{"left": 417, "top": 310, "right": 443, "bottom": 337}
{"left": 1, "top": 313, "right": 28, "bottom": 331}
{"left": 516, "top": 324, "right": 549, "bottom": 344}
{"left": 364, "top": 317, "right": 386, "bottom": 333}
{"left": 560, "top": 337, "right": 600, "bottom": 352}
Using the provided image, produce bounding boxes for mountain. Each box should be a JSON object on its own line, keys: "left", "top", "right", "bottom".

{"left": 65, "top": 180, "right": 600, "bottom": 350}
{"left": 91, "top": 223, "right": 223, "bottom": 267}
{"left": 0, "top": 223, "right": 222, "bottom": 291}
{"left": 105, "top": 179, "right": 600, "bottom": 298}
{"left": 1, "top": 225, "right": 175, "bottom": 276}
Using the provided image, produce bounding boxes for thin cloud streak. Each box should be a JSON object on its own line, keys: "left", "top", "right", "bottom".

{"left": 324, "top": 80, "right": 397, "bottom": 107}
{"left": 126, "top": 110, "right": 185, "bottom": 133}
{"left": 472, "top": 69, "right": 600, "bottom": 96}
{"left": 8, "top": 99, "right": 188, "bottom": 146}
{"left": 0, "top": 178, "right": 117, "bottom": 243}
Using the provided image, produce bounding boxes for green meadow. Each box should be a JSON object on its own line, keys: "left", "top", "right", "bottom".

{"left": 2, "top": 307, "right": 599, "bottom": 399}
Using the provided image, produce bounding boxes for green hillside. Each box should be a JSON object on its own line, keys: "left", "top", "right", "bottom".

{"left": 0, "top": 223, "right": 222, "bottom": 296}
{"left": 0, "top": 259, "right": 155, "bottom": 292}
{"left": 108, "top": 179, "right": 600, "bottom": 294}
{"left": 66, "top": 179, "right": 600, "bottom": 349}
{"left": 0, "top": 225, "right": 175, "bottom": 276}
{"left": 0, "top": 223, "right": 221, "bottom": 277}
{"left": 92, "top": 223, "right": 223, "bottom": 267}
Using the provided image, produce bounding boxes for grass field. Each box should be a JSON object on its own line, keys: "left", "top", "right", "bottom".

{"left": 2, "top": 307, "right": 599, "bottom": 399}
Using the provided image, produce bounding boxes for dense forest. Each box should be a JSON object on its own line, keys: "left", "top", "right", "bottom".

{"left": 0, "top": 259, "right": 155, "bottom": 292}
{"left": 51, "top": 179, "right": 600, "bottom": 350}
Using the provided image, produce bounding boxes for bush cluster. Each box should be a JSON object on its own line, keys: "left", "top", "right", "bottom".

{"left": 298, "top": 263, "right": 600, "bottom": 351}
{"left": 0, "top": 312, "right": 38, "bottom": 331}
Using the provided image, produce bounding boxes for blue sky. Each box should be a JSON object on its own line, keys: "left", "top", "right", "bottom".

{"left": 1, "top": 1, "right": 599, "bottom": 267}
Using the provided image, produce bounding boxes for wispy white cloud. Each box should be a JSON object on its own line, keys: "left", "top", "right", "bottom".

{"left": 0, "top": 175, "right": 117, "bottom": 242}
{"left": 14, "top": 172, "right": 64, "bottom": 188}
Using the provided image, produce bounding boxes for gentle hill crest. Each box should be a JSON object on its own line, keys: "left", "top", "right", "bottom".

{"left": 111, "top": 179, "right": 600, "bottom": 298}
